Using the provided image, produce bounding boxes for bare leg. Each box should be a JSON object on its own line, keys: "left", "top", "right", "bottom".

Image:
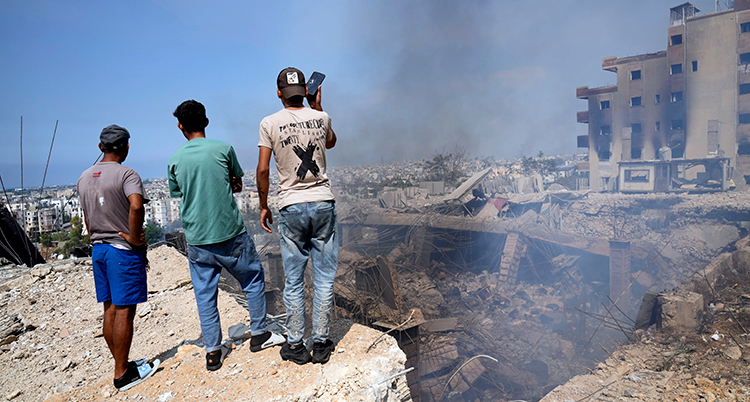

{"left": 103, "top": 302, "right": 137, "bottom": 379}
{"left": 102, "top": 302, "right": 116, "bottom": 359}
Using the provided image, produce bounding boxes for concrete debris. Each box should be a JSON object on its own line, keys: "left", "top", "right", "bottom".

{"left": 378, "top": 188, "right": 408, "bottom": 209}
{"left": 4, "top": 390, "right": 21, "bottom": 401}
{"left": 227, "top": 322, "right": 251, "bottom": 340}
{"left": 421, "top": 317, "right": 457, "bottom": 333}
{"left": 723, "top": 345, "right": 742, "bottom": 360}
{"left": 541, "top": 235, "right": 750, "bottom": 402}
{"left": 331, "top": 178, "right": 750, "bottom": 401}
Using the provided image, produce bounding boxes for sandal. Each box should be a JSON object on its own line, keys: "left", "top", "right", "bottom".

{"left": 206, "top": 347, "right": 227, "bottom": 371}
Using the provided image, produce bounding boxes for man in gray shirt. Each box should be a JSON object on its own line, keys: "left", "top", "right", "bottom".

{"left": 77, "top": 125, "right": 159, "bottom": 391}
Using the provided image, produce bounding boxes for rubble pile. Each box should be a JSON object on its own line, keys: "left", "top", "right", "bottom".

{"left": 0, "top": 246, "right": 410, "bottom": 402}
{"left": 561, "top": 192, "right": 748, "bottom": 286}
{"left": 329, "top": 182, "right": 750, "bottom": 401}
{"left": 542, "top": 237, "right": 750, "bottom": 402}
{"left": 332, "top": 245, "right": 607, "bottom": 401}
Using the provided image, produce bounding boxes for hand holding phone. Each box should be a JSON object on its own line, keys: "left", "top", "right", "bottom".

{"left": 306, "top": 71, "right": 325, "bottom": 96}
{"left": 306, "top": 72, "right": 325, "bottom": 111}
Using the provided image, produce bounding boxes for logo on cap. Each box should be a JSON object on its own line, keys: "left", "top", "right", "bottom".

{"left": 286, "top": 72, "right": 299, "bottom": 85}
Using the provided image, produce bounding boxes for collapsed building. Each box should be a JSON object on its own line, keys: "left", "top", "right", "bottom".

{"left": 315, "top": 166, "right": 747, "bottom": 401}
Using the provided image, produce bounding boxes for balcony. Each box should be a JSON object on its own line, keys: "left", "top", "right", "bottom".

{"left": 577, "top": 111, "right": 589, "bottom": 123}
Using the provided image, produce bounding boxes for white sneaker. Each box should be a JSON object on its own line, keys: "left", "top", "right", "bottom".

{"left": 115, "top": 358, "right": 160, "bottom": 391}
{"left": 250, "top": 331, "right": 286, "bottom": 352}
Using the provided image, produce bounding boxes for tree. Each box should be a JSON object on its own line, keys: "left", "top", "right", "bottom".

{"left": 521, "top": 151, "right": 559, "bottom": 177}
{"left": 54, "top": 216, "right": 89, "bottom": 257}
{"left": 69, "top": 215, "right": 83, "bottom": 243}
{"left": 420, "top": 145, "right": 467, "bottom": 186}
{"left": 144, "top": 221, "right": 165, "bottom": 244}
{"left": 40, "top": 233, "right": 52, "bottom": 248}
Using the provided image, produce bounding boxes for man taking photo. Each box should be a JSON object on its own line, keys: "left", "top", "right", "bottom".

{"left": 257, "top": 67, "right": 339, "bottom": 365}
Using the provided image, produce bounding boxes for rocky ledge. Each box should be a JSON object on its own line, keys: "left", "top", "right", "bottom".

{"left": 0, "top": 246, "right": 410, "bottom": 402}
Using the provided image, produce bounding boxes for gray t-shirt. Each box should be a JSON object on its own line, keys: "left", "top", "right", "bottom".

{"left": 77, "top": 162, "right": 149, "bottom": 248}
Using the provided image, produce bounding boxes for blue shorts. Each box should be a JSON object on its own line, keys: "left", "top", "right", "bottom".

{"left": 92, "top": 243, "right": 148, "bottom": 306}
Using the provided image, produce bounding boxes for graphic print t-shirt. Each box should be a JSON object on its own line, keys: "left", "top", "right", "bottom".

{"left": 259, "top": 107, "right": 334, "bottom": 209}
{"left": 77, "top": 162, "right": 149, "bottom": 248}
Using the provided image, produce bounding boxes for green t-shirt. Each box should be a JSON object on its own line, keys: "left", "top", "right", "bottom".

{"left": 168, "top": 138, "right": 246, "bottom": 245}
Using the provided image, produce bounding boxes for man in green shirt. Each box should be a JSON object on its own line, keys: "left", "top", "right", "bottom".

{"left": 168, "top": 100, "right": 284, "bottom": 371}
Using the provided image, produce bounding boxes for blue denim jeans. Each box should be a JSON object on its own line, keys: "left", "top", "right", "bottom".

{"left": 188, "top": 232, "right": 267, "bottom": 353}
{"left": 279, "top": 201, "right": 339, "bottom": 345}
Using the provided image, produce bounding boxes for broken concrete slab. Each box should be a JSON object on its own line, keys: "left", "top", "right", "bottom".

{"left": 657, "top": 290, "right": 703, "bottom": 331}
{"left": 421, "top": 317, "right": 457, "bottom": 332}
{"left": 635, "top": 291, "right": 659, "bottom": 330}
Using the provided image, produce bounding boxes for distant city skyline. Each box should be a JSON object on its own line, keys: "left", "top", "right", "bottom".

{"left": 0, "top": 1, "right": 721, "bottom": 189}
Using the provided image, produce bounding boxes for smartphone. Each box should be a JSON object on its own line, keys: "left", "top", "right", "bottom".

{"left": 306, "top": 71, "right": 325, "bottom": 96}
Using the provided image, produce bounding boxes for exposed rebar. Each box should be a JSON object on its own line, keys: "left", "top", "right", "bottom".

{"left": 38, "top": 120, "right": 59, "bottom": 203}
{"left": 438, "top": 354, "right": 499, "bottom": 402}
{"left": 367, "top": 309, "right": 415, "bottom": 353}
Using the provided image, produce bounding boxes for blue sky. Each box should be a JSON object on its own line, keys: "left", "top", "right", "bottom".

{"left": 0, "top": 0, "right": 720, "bottom": 189}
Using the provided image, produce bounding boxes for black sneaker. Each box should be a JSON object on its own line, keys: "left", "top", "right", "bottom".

{"left": 206, "top": 347, "right": 228, "bottom": 371}
{"left": 114, "top": 359, "right": 160, "bottom": 391}
{"left": 280, "top": 342, "right": 311, "bottom": 365}
{"left": 250, "top": 331, "right": 286, "bottom": 352}
{"left": 312, "top": 339, "right": 335, "bottom": 364}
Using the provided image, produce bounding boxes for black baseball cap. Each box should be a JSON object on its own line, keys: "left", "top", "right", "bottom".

{"left": 277, "top": 67, "right": 306, "bottom": 98}
{"left": 100, "top": 124, "right": 130, "bottom": 151}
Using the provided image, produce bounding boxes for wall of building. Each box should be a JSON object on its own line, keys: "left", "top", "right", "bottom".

{"left": 736, "top": 9, "right": 750, "bottom": 174}
{"left": 581, "top": 86, "right": 618, "bottom": 191}
{"left": 685, "top": 10, "right": 737, "bottom": 171}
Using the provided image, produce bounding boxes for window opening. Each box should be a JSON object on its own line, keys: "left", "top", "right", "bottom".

{"left": 630, "top": 70, "right": 641, "bottom": 80}
{"left": 631, "top": 124, "right": 643, "bottom": 150}
{"left": 741, "top": 53, "right": 750, "bottom": 65}
{"left": 655, "top": 94, "right": 661, "bottom": 104}
{"left": 671, "top": 91, "right": 683, "bottom": 103}
{"left": 740, "top": 113, "right": 750, "bottom": 124}
{"left": 670, "top": 34, "right": 683, "bottom": 45}
{"left": 631, "top": 96, "right": 642, "bottom": 107}
{"left": 708, "top": 120, "right": 719, "bottom": 154}
{"left": 671, "top": 64, "right": 683, "bottom": 74}
{"left": 600, "top": 100, "right": 610, "bottom": 110}
{"left": 624, "top": 169, "right": 649, "bottom": 182}
{"left": 692, "top": 61, "right": 697, "bottom": 72}
{"left": 671, "top": 119, "right": 684, "bottom": 130}
{"left": 740, "top": 83, "right": 750, "bottom": 94}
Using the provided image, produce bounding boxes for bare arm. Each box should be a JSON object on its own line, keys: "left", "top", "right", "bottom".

{"left": 257, "top": 146, "right": 273, "bottom": 233}
{"left": 326, "top": 127, "right": 337, "bottom": 149}
{"left": 307, "top": 86, "right": 337, "bottom": 149}
{"left": 118, "top": 193, "right": 145, "bottom": 247}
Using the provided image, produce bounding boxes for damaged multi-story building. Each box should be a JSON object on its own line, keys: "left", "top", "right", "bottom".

{"left": 577, "top": 1, "right": 750, "bottom": 192}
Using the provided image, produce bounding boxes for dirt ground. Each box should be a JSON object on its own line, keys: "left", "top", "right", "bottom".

{"left": 0, "top": 245, "right": 410, "bottom": 402}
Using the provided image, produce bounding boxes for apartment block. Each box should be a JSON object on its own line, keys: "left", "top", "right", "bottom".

{"left": 577, "top": 2, "right": 749, "bottom": 192}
